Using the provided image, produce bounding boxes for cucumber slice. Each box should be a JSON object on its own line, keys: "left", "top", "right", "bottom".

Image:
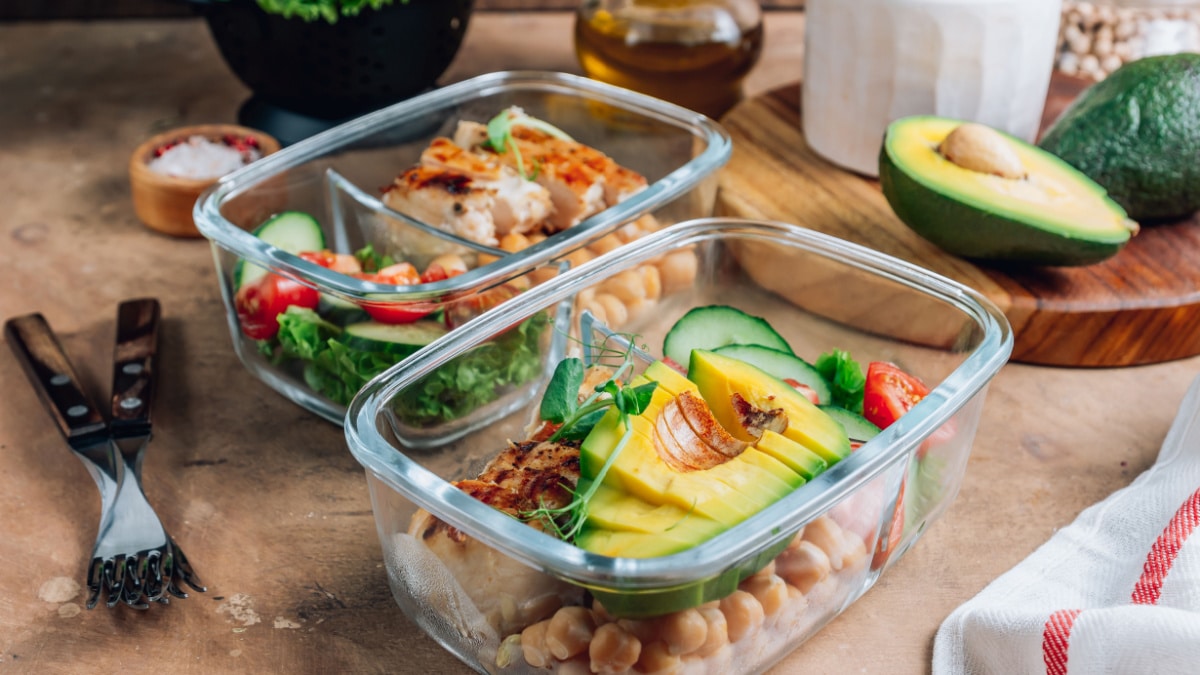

{"left": 662, "top": 305, "right": 792, "bottom": 366}
{"left": 342, "top": 320, "right": 447, "bottom": 356}
{"left": 235, "top": 211, "right": 327, "bottom": 290}
{"left": 819, "top": 405, "right": 882, "bottom": 444}
{"left": 713, "top": 344, "right": 832, "bottom": 405}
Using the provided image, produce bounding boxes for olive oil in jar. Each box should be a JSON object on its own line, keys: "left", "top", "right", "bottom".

{"left": 575, "top": 0, "right": 764, "bottom": 119}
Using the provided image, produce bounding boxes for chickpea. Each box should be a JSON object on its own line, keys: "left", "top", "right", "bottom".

{"left": 589, "top": 622, "right": 642, "bottom": 674}
{"left": 616, "top": 222, "right": 646, "bottom": 244}
{"left": 718, "top": 591, "right": 764, "bottom": 643}
{"left": 594, "top": 293, "right": 629, "bottom": 328}
{"left": 521, "top": 619, "right": 553, "bottom": 668}
{"left": 803, "top": 516, "right": 851, "bottom": 571}
{"left": 578, "top": 298, "right": 609, "bottom": 326}
{"left": 750, "top": 560, "right": 776, "bottom": 580}
{"left": 601, "top": 269, "right": 648, "bottom": 305}
{"left": 658, "top": 608, "right": 708, "bottom": 656}
{"left": 527, "top": 232, "right": 548, "bottom": 245}
{"left": 636, "top": 641, "right": 683, "bottom": 674}
{"left": 775, "top": 540, "right": 832, "bottom": 594}
{"left": 695, "top": 606, "right": 729, "bottom": 658}
{"left": 656, "top": 250, "right": 698, "bottom": 295}
{"left": 589, "top": 233, "right": 624, "bottom": 256}
{"left": 616, "top": 618, "right": 660, "bottom": 644}
{"left": 427, "top": 253, "right": 468, "bottom": 277}
{"left": 556, "top": 658, "right": 593, "bottom": 675}
{"left": 621, "top": 297, "right": 652, "bottom": 325}
{"left": 641, "top": 265, "right": 662, "bottom": 301}
{"left": 591, "top": 598, "right": 616, "bottom": 624}
{"left": 546, "top": 606, "right": 597, "bottom": 661}
{"left": 566, "top": 247, "right": 595, "bottom": 270}
{"left": 529, "top": 266, "right": 560, "bottom": 286}
{"left": 499, "top": 232, "right": 530, "bottom": 253}
{"left": 741, "top": 574, "right": 789, "bottom": 617}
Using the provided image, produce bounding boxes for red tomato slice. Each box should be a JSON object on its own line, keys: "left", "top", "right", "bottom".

{"left": 442, "top": 283, "right": 521, "bottom": 330}
{"left": 235, "top": 274, "right": 319, "bottom": 340}
{"left": 356, "top": 263, "right": 439, "bottom": 324}
{"left": 661, "top": 356, "right": 688, "bottom": 375}
{"left": 871, "top": 475, "right": 906, "bottom": 571}
{"left": 299, "top": 250, "right": 361, "bottom": 274}
{"left": 863, "top": 361, "right": 930, "bottom": 430}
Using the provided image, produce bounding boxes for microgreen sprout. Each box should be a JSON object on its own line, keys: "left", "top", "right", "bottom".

{"left": 485, "top": 107, "right": 574, "bottom": 181}
{"left": 523, "top": 334, "right": 656, "bottom": 540}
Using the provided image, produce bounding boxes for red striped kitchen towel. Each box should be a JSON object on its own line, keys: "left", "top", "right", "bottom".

{"left": 933, "top": 376, "right": 1200, "bottom": 675}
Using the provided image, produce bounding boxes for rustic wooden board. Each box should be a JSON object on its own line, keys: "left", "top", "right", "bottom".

{"left": 717, "top": 77, "right": 1200, "bottom": 367}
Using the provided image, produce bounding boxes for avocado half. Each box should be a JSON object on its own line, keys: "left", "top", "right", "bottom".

{"left": 879, "top": 116, "right": 1138, "bottom": 267}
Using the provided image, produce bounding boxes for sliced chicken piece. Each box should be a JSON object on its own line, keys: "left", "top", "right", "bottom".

{"left": 504, "top": 130, "right": 608, "bottom": 230}
{"left": 477, "top": 439, "right": 581, "bottom": 512}
{"left": 420, "top": 137, "right": 554, "bottom": 236}
{"left": 457, "top": 122, "right": 606, "bottom": 231}
{"left": 383, "top": 165, "right": 501, "bottom": 246}
{"left": 452, "top": 120, "right": 489, "bottom": 150}
{"left": 406, "top": 441, "right": 587, "bottom": 637}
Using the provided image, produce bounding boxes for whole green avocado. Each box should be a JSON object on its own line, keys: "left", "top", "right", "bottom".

{"left": 1039, "top": 53, "right": 1200, "bottom": 221}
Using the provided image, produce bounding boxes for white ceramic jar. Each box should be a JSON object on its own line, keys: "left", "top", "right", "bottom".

{"left": 802, "top": 0, "right": 1064, "bottom": 177}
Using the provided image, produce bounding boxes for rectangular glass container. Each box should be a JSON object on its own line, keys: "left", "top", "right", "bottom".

{"left": 345, "top": 218, "right": 1013, "bottom": 674}
{"left": 194, "top": 71, "right": 730, "bottom": 424}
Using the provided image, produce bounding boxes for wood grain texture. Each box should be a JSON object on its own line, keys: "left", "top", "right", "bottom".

{"left": 717, "top": 78, "right": 1200, "bottom": 367}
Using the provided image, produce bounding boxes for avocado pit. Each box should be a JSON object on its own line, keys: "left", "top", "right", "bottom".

{"left": 938, "top": 122, "right": 1027, "bottom": 180}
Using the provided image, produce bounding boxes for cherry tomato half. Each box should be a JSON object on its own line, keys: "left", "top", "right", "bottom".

{"left": 299, "top": 250, "right": 361, "bottom": 275}
{"left": 356, "top": 262, "right": 440, "bottom": 324}
{"left": 442, "top": 283, "right": 521, "bottom": 331}
{"left": 235, "top": 274, "right": 319, "bottom": 340}
{"left": 863, "top": 361, "right": 930, "bottom": 430}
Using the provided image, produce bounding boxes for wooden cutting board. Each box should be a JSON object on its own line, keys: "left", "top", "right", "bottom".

{"left": 716, "top": 76, "right": 1200, "bottom": 367}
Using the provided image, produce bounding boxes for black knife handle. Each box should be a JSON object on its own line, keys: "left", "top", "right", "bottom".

{"left": 4, "top": 313, "right": 108, "bottom": 444}
{"left": 110, "top": 298, "right": 160, "bottom": 438}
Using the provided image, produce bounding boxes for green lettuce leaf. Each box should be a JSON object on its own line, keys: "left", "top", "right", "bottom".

{"left": 815, "top": 349, "right": 866, "bottom": 414}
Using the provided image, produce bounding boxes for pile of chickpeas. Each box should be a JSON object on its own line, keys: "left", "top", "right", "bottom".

{"left": 1057, "top": 1, "right": 1200, "bottom": 80}
{"left": 498, "top": 515, "right": 868, "bottom": 674}
{"left": 490, "top": 215, "right": 698, "bottom": 331}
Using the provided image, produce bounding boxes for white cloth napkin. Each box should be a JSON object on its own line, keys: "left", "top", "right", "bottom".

{"left": 933, "top": 375, "right": 1200, "bottom": 675}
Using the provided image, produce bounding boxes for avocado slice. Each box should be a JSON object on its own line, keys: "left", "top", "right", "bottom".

{"left": 574, "top": 360, "right": 841, "bottom": 618}
{"left": 1039, "top": 54, "right": 1200, "bottom": 221}
{"left": 879, "top": 115, "right": 1137, "bottom": 267}
{"left": 688, "top": 349, "right": 852, "bottom": 464}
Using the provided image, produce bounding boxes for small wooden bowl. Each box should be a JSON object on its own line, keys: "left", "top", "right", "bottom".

{"left": 129, "top": 124, "right": 280, "bottom": 238}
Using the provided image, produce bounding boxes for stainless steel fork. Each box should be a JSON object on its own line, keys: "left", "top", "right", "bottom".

{"left": 5, "top": 299, "right": 204, "bottom": 609}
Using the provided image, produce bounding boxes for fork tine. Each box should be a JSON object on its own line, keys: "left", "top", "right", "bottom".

{"left": 169, "top": 538, "right": 206, "bottom": 593}
{"left": 120, "top": 553, "right": 150, "bottom": 610}
{"left": 142, "top": 550, "right": 166, "bottom": 603}
{"left": 85, "top": 557, "right": 104, "bottom": 610}
{"left": 103, "top": 556, "right": 124, "bottom": 608}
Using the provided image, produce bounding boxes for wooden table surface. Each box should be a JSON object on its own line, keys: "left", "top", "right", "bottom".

{"left": 2, "top": 11, "right": 1198, "bottom": 675}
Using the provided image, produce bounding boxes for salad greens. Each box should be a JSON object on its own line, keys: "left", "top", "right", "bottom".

{"left": 525, "top": 339, "right": 657, "bottom": 540}
{"left": 262, "top": 301, "right": 549, "bottom": 423}
{"left": 252, "top": 0, "right": 410, "bottom": 24}
{"left": 815, "top": 349, "right": 866, "bottom": 414}
{"left": 484, "top": 108, "right": 574, "bottom": 181}
{"left": 393, "top": 314, "right": 549, "bottom": 426}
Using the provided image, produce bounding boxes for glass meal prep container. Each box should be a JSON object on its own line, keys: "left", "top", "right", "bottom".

{"left": 345, "top": 218, "right": 1013, "bottom": 675}
{"left": 193, "top": 71, "right": 731, "bottom": 425}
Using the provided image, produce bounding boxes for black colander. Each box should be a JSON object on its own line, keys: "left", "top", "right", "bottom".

{"left": 199, "top": 0, "right": 473, "bottom": 120}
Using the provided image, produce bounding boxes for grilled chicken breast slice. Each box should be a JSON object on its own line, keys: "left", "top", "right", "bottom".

{"left": 420, "top": 137, "right": 553, "bottom": 236}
